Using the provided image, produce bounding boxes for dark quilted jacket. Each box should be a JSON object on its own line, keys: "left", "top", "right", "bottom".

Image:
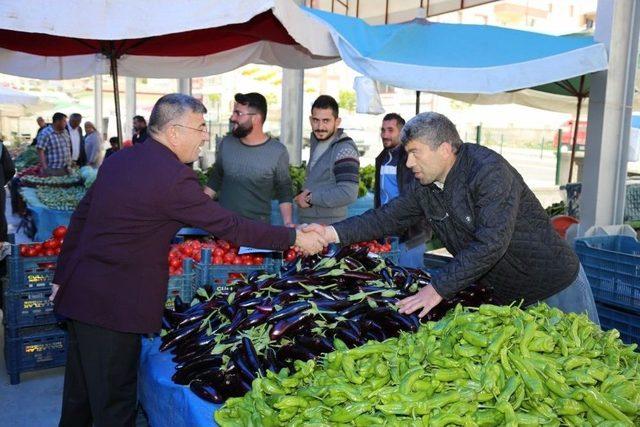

{"left": 333, "top": 143, "right": 579, "bottom": 306}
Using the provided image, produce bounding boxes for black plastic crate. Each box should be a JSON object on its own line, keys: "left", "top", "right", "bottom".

{"left": 4, "top": 325, "right": 67, "bottom": 384}
{"left": 3, "top": 287, "right": 56, "bottom": 328}
{"left": 596, "top": 302, "right": 640, "bottom": 346}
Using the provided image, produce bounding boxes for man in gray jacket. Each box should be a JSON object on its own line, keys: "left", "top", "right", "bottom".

{"left": 295, "top": 95, "right": 360, "bottom": 225}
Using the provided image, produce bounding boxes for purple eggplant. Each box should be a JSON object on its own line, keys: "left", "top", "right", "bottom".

{"left": 235, "top": 284, "right": 256, "bottom": 301}
{"left": 238, "top": 297, "right": 263, "bottom": 309}
{"left": 241, "top": 310, "right": 270, "bottom": 329}
{"left": 267, "top": 301, "right": 311, "bottom": 323}
{"left": 190, "top": 379, "right": 223, "bottom": 403}
{"left": 342, "top": 256, "right": 364, "bottom": 270}
{"left": 220, "top": 308, "right": 247, "bottom": 335}
{"left": 233, "top": 351, "right": 257, "bottom": 383}
{"left": 269, "top": 311, "right": 312, "bottom": 340}
{"left": 338, "top": 301, "right": 370, "bottom": 318}
{"left": 311, "top": 289, "right": 336, "bottom": 301}
{"left": 335, "top": 327, "right": 364, "bottom": 347}
{"left": 160, "top": 323, "right": 200, "bottom": 351}
{"left": 340, "top": 271, "right": 379, "bottom": 281}
{"left": 172, "top": 356, "right": 223, "bottom": 385}
{"left": 242, "top": 337, "right": 264, "bottom": 375}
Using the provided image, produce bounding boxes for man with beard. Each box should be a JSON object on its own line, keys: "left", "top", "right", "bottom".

{"left": 204, "top": 93, "right": 294, "bottom": 226}
{"left": 374, "top": 113, "right": 429, "bottom": 268}
{"left": 295, "top": 95, "right": 360, "bottom": 225}
{"left": 132, "top": 115, "right": 148, "bottom": 145}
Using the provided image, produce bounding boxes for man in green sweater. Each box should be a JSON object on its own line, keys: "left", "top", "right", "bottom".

{"left": 295, "top": 95, "right": 360, "bottom": 225}
{"left": 205, "top": 93, "right": 294, "bottom": 226}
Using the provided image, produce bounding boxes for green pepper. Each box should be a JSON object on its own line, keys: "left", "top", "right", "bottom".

{"left": 429, "top": 413, "right": 466, "bottom": 427}
{"left": 434, "top": 368, "right": 468, "bottom": 382}
{"left": 463, "top": 330, "right": 489, "bottom": 347}
{"left": 413, "top": 390, "right": 460, "bottom": 414}
{"left": 545, "top": 378, "right": 571, "bottom": 398}
{"left": 499, "top": 347, "right": 514, "bottom": 377}
{"left": 454, "top": 343, "right": 482, "bottom": 358}
{"left": 498, "top": 376, "right": 520, "bottom": 403}
{"left": 328, "top": 402, "right": 372, "bottom": 422}
{"left": 354, "top": 414, "right": 385, "bottom": 426}
{"left": 509, "top": 352, "right": 547, "bottom": 399}
{"left": 515, "top": 411, "right": 548, "bottom": 427}
{"left": 479, "top": 304, "right": 512, "bottom": 317}
{"left": 603, "top": 393, "right": 639, "bottom": 415}
{"left": 601, "top": 374, "right": 627, "bottom": 393}
{"left": 555, "top": 398, "right": 587, "bottom": 415}
{"left": 577, "top": 388, "right": 634, "bottom": 425}
{"left": 375, "top": 403, "right": 411, "bottom": 416}
{"left": 519, "top": 322, "right": 536, "bottom": 357}
{"left": 341, "top": 354, "right": 365, "bottom": 384}
{"left": 565, "top": 356, "right": 592, "bottom": 371}
{"left": 566, "top": 370, "right": 597, "bottom": 387}
{"left": 474, "top": 409, "right": 504, "bottom": 427}
{"left": 463, "top": 361, "right": 482, "bottom": 382}
{"left": 487, "top": 325, "right": 516, "bottom": 355}
{"left": 496, "top": 400, "right": 518, "bottom": 427}
{"left": 427, "top": 353, "right": 460, "bottom": 368}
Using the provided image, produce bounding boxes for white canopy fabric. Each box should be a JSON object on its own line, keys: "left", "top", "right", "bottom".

{"left": 0, "top": 0, "right": 339, "bottom": 79}
{"left": 436, "top": 89, "right": 587, "bottom": 114}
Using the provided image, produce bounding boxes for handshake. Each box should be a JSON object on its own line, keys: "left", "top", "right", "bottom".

{"left": 293, "top": 224, "right": 339, "bottom": 255}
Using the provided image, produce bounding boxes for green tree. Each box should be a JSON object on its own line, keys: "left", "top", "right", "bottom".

{"left": 338, "top": 90, "right": 356, "bottom": 112}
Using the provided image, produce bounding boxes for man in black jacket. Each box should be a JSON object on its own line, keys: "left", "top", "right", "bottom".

{"left": 374, "top": 113, "right": 428, "bottom": 268}
{"left": 306, "top": 112, "right": 598, "bottom": 324}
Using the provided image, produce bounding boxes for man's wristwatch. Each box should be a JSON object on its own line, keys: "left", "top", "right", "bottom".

{"left": 306, "top": 192, "right": 313, "bottom": 207}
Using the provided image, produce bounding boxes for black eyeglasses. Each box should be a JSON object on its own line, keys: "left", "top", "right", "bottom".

{"left": 231, "top": 110, "right": 258, "bottom": 117}
{"left": 172, "top": 124, "right": 209, "bottom": 134}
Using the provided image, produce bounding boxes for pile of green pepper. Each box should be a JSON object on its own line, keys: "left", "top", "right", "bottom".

{"left": 216, "top": 303, "right": 640, "bottom": 426}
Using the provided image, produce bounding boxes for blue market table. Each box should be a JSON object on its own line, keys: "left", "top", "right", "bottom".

{"left": 138, "top": 337, "right": 221, "bottom": 427}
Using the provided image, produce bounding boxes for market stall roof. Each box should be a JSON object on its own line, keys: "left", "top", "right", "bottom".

{"left": 0, "top": 0, "right": 338, "bottom": 79}
{"left": 303, "top": 8, "right": 608, "bottom": 94}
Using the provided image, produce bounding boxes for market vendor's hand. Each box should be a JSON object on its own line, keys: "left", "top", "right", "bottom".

{"left": 302, "top": 223, "right": 339, "bottom": 244}
{"left": 49, "top": 283, "right": 60, "bottom": 302}
{"left": 294, "top": 189, "right": 311, "bottom": 208}
{"left": 397, "top": 284, "right": 443, "bottom": 318}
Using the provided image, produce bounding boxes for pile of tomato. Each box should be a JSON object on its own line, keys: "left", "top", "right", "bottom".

{"left": 19, "top": 225, "right": 67, "bottom": 258}
{"left": 350, "top": 239, "right": 393, "bottom": 254}
{"left": 168, "top": 239, "right": 267, "bottom": 276}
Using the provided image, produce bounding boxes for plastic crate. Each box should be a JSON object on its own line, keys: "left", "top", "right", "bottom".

{"left": 380, "top": 237, "right": 400, "bottom": 265}
{"left": 4, "top": 325, "right": 67, "bottom": 384}
{"left": 195, "top": 248, "right": 276, "bottom": 291}
{"left": 596, "top": 303, "right": 640, "bottom": 346}
{"left": 165, "top": 258, "right": 195, "bottom": 310}
{"left": 575, "top": 235, "right": 640, "bottom": 314}
{"left": 3, "top": 287, "right": 56, "bottom": 328}
{"left": 7, "top": 235, "right": 57, "bottom": 293}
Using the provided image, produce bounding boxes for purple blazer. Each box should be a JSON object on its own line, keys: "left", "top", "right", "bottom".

{"left": 53, "top": 139, "right": 295, "bottom": 333}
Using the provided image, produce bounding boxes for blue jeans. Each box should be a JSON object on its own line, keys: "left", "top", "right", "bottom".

{"left": 398, "top": 242, "right": 426, "bottom": 269}
{"left": 544, "top": 264, "right": 600, "bottom": 325}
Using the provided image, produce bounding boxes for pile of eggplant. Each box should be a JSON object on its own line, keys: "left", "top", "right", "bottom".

{"left": 160, "top": 246, "right": 493, "bottom": 404}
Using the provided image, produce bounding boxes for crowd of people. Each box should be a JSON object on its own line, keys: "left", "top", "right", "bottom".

{"left": 7, "top": 92, "right": 598, "bottom": 425}
{"left": 32, "top": 112, "right": 149, "bottom": 176}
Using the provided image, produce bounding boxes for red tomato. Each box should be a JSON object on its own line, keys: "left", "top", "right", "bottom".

{"left": 33, "top": 244, "right": 43, "bottom": 253}
{"left": 253, "top": 256, "right": 264, "bottom": 265}
{"left": 44, "top": 249, "right": 55, "bottom": 257}
{"left": 19, "top": 244, "right": 28, "bottom": 257}
{"left": 170, "top": 258, "right": 181, "bottom": 269}
{"left": 53, "top": 226, "right": 67, "bottom": 239}
{"left": 54, "top": 247, "right": 61, "bottom": 255}
{"left": 27, "top": 247, "right": 38, "bottom": 257}
{"left": 217, "top": 240, "right": 230, "bottom": 251}
{"left": 232, "top": 257, "right": 243, "bottom": 265}
{"left": 285, "top": 249, "right": 297, "bottom": 262}
{"left": 192, "top": 252, "right": 201, "bottom": 262}
{"left": 223, "top": 253, "right": 235, "bottom": 264}
{"left": 213, "top": 248, "right": 225, "bottom": 258}
{"left": 213, "top": 256, "right": 223, "bottom": 265}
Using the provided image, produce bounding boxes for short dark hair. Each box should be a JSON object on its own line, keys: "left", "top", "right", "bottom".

{"left": 109, "top": 137, "right": 119, "bottom": 145}
{"left": 148, "top": 93, "right": 207, "bottom": 135}
{"left": 52, "top": 112, "right": 67, "bottom": 123}
{"left": 383, "top": 113, "right": 405, "bottom": 128}
{"left": 133, "top": 115, "right": 146, "bottom": 123}
{"left": 69, "top": 113, "right": 82, "bottom": 121}
{"left": 234, "top": 92, "right": 267, "bottom": 122}
{"left": 311, "top": 95, "right": 339, "bottom": 118}
{"left": 401, "top": 112, "right": 463, "bottom": 153}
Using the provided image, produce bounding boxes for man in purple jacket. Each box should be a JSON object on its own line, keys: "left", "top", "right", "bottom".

{"left": 51, "top": 93, "right": 325, "bottom": 427}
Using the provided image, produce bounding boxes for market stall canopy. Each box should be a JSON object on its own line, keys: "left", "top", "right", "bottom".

{"left": 435, "top": 88, "right": 588, "bottom": 115}
{"left": 0, "top": 0, "right": 338, "bottom": 79}
{"left": 0, "top": 86, "right": 53, "bottom": 116}
{"left": 303, "top": 8, "right": 608, "bottom": 94}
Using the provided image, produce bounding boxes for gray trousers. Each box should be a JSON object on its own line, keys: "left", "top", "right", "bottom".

{"left": 544, "top": 264, "right": 600, "bottom": 325}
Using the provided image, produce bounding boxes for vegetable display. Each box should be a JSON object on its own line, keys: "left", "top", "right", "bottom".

{"left": 14, "top": 146, "right": 40, "bottom": 171}
{"left": 35, "top": 186, "right": 85, "bottom": 210}
{"left": 18, "top": 226, "right": 67, "bottom": 257}
{"left": 160, "top": 247, "right": 492, "bottom": 404}
{"left": 168, "top": 240, "right": 267, "bottom": 276}
{"left": 217, "top": 303, "right": 640, "bottom": 426}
